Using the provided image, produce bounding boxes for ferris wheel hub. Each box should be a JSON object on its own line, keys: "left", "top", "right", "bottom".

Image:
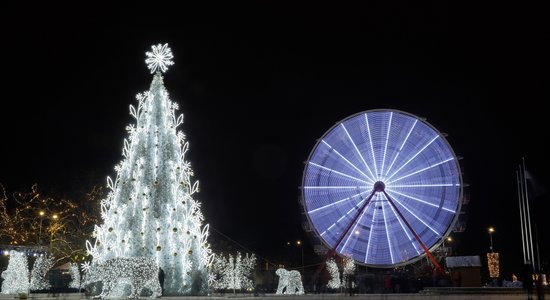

{"left": 374, "top": 181, "right": 386, "bottom": 192}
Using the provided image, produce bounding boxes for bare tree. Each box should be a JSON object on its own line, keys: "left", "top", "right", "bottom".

{"left": 0, "top": 183, "right": 102, "bottom": 265}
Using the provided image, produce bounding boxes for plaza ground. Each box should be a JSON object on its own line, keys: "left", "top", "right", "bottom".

{"left": 1, "top": 287, "right": 546, "bottom": 300}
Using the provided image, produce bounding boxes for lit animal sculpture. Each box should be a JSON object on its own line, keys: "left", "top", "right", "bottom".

{"left": 82, "top": 257, "right": 161, "bottom": 299}
{"left": 275, "top": 268, "right": 304, "bottom": 295}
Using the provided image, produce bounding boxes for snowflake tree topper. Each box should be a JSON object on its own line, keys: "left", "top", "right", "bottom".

{"left": 145, "top": 43, "right": 174, "bottom": 74}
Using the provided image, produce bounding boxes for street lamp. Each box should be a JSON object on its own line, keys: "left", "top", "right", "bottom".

{"left": 488, "top": 227, "right": 495, "bottom": 252}
{"left": 296, "top": 240, "right": 304, "bottom": 275}
{"left": 50, "top": 214, "right": 59, "bottom": 252}
{"left": 38, "top": 211, "right": 45, "bottom": 244}
{"left": 445, "top": 236, "right": 453, "bottom": 256}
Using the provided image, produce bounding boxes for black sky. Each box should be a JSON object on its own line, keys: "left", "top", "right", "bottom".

{"left": 1, "top": 2, "right": 548, "bottom": 276}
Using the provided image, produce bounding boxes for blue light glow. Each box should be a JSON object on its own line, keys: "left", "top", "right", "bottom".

{"left": 302, "top": 109, "right": 462, "bottom": 267}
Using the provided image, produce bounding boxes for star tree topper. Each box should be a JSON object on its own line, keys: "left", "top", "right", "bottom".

{"left": 145, "top": 43, "right": 174, "bottom": 74}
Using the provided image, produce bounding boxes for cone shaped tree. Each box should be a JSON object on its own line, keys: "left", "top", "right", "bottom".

{"left": 86, "top": 43, "right": 212, "bottom": 296}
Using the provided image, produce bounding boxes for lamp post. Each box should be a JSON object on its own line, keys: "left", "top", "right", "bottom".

{"left": 38, "top": 211, "right": 45, "bottom": 244}
{"left": 488, "top": 227, "right": 495, "bottom": 252}
{"left": 296, "top": 240, "right": 304, "bottom": 275}
{"left": 445, "top": 236, "right": 453, "bottom": 256}
{"left": 50, "top": 214, "right": 59, "bottom": 252}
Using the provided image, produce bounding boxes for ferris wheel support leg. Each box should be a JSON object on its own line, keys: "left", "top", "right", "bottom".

{"left": 382, "top": 191, "right": 444, "bottom": 273}
{"left": 312, "top": 189, "right": 377, "bottom": 282}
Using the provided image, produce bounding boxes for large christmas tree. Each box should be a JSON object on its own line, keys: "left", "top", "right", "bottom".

{"left": 86, "top": 43, "right": 212, "bottom": 296}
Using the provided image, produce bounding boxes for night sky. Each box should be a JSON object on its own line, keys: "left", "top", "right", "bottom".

{"left": 1, "top": 2, "right": 548, "bottom": 278}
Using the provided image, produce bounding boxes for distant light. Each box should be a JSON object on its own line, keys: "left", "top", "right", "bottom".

{"left": 296, "top": 240, "right": 302, "bottom": 246}
{"left": 488, "top": 227, "right": 495, "bottom": 233}
{"left": 39, "top": 211, "right": 45, "bottom": 216}
{"left": 354, "top": 230, "right": 360, "bottom": 235}
{"left": 52, "top": 214, "right": 58, "bottom": 220}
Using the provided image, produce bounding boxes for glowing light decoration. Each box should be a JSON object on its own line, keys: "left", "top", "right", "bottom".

{"left": 29, "top": 254, "right": 54, "bottom": 291}
{"left": 275, "top": 268, "right": 304, "bottom": 295}
{"left": 0, "top": 250, "right": 30, "bottom": 294}
{"left": 86, "top": 44, "right": 212, "bottom": 296}
{"left": 342, "top": 256, "right": 356, "bottom": 288}
{"left": 68, "top": 262, "right": 81, "bottom": 289}
{"left": 209, "top": 252, "right": 256, "bottom": 292}
{"left": 82, "top": 257, "right": 161, "bottom": 299}
{"left": 302, "top": 109, "right": 463, "bottom": 267}
{"left": 146, "top": 43, "right": 174, "bottom": 74}
{"left": 326, "top": 258, "right": 341, "bottom": 289}
{"left": 487, "top": 252, "right": 500, "bottom": 278}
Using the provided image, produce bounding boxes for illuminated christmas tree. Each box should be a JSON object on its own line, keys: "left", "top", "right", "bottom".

{"left": 86, "top": 43, "right": 212, "bottom": 296}
{"left": 29, "top": 255, "right": 54, "bottom": 291}
{"left": 1, "top": 250, "right": 30, "bottom": 294}
{"left": 326, "top": 258, "right": 341, "bottom": 289}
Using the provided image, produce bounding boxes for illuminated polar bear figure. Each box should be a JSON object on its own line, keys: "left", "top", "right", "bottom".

{"left": 275, "top": 268, "right": 304, "bottom": 295}
{"left": 83, "top": 257, "right": 161, "bottom": 299}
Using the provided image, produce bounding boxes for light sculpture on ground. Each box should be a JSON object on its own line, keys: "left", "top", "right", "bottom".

{"left": 29, "top": 254, "right": 54, "bottom": 291}
{"left": 86, "top": 43, "right": 212, "bottom": 296}
{"left": 68, "top": 262, "right": 81, "bottom": 289}
{"left": 275, "top": 268, "right": 304, "bottom": 295}
{"left": 0, "top": 250, "right": 30, "bottom": 294}
{"left": 342, "top": 256, "right": 356, "bottom": 288}
{"left": 326, "top": 258, "right": 341, "bottom": 289}
{"left": 210, "top": 252, "right": 256, "bottom": 293}
{"left": 82, "top": 257, "right": 161, "bottom": 299}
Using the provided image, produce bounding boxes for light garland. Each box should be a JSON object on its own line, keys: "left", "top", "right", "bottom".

{"left": 487, "top": 252, "right": 500, "bottom": 278}
{"left": 0, "top": 250, "right": 30, "bottom": 294}
{"left": 29, "top": 254, "right": 54, "bottom": 291}
{"left": 275, "top": 268, "right": 304, "bottom": 295}
{"left": 82, "top": 257, "right": 161, "bottom": 299}
{"left": 86, "top": 44, "right": 212, "bottom": 296}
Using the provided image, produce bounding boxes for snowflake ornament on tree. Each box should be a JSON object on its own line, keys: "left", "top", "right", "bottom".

{"left": 145, "top": 43, "right": 174, "bottom": 74}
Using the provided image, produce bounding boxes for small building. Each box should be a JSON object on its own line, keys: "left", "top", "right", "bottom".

{"left": 445, "top": 255, "right": 482, "bottom": 287}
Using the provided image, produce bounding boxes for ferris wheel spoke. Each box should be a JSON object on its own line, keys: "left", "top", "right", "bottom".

{"left": 384, "top": 119, "right": 417, "bottom": 178}
{"left": 379, "top": 112, "right": 393, "bottom": 178}
{"left": 385, "top": 191, "right": 442, "bottom": 236}
{"left": 340, "top": 123, "right": 377, "bottom": 180}
{"left": 385, "top": 135, "right": 440, "bottom": 182}
{"left": 364, "top": 204, "right": 377, "bottom": 264}
{"left": 320, "top": 139, "right": 374, "bottom": 182}
{"left": 307, "top": 190, "right": 369, "bottom": 214}
{"left": 338, "top": 206, "right": 368, "bottom": 254}
{"left": 382, "top": 191, "right": 444, "bottom": 271}
{"left": 364, "top": 113, "right": 380, "bottom": 180}
{"left": 386, "top": 199, "right": 422, "bottom": 256}
{"left": 386, "top": 188, "right": 456, "bottom": 213}
{"left": 308, "top": 162, "right": 372, "bottom": 185}
{"left": 386, "top": 157, "right": 455, "bottom": 185}
{"left": 381, "top": 200, "right": 396, "bottom": 264}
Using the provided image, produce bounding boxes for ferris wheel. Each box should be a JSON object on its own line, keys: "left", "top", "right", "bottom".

{"left": 301, "top": 109, "right": 463, "bottom": 268}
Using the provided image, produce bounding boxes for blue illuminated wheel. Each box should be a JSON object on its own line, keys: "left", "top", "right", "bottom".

{"left": 302, "top": 109, "right": 463, "bottom": 267}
